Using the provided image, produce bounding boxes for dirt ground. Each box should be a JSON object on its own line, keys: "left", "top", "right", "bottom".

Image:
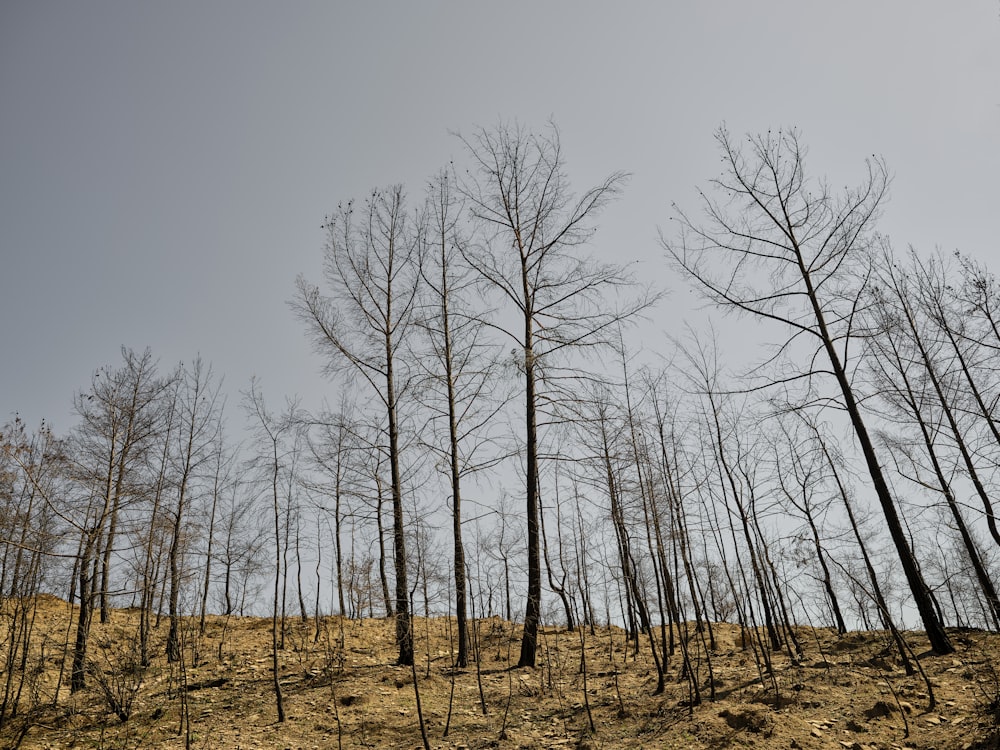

{"left": 5, "top": 597, "right": 1000, "bottom": 749}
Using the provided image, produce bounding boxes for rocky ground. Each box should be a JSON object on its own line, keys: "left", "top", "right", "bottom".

{"left": 4, "top": 597, "right": 1000, "bottom": 749}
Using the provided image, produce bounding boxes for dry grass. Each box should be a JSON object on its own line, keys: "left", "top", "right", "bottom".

{"left": 2, "top": 597, "right": 1000, "bottom": 749}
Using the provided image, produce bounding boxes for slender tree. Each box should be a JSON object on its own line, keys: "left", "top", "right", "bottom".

{"left": 295, "top": 185, "right": 422, "bottom": 665}
{"left": 200, "top": 431, "right": 235, "bottom": 634}
{"left": 458, "top": 122, "right": 655, "bottom": 667}
{"left": 69, "top": 349, "right": 169, "bottom": 688}
{"left": 415, "top": 171, "right": 506, "bottom": 667}
{"left": 770, "top": 417, "right": 848, "bottom": 634}
{"left": 665, "top": 127, "right": 953, "bottom": 653}
{"left": 866, "top": 251, "right": 1000, "bottom": 627}
{"left": 0, "top": 418, "right": 65, "bottom": 720}
{"left": 305, "top": 402, "right": 361, "bottom": 619}
{"left": 96, "top": 348, "right": 163, "bottom": 624}
{"left": 244, "top": 380, "right": 292, "bottom": 722}
{"left": 138, "top": 373, "right": 179, "bottom": 667}
{"left": 165, "top": 357, "right": 222, "bottom": 663}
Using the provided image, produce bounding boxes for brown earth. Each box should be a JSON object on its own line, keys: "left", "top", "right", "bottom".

{"left": 4, "top": 597, "right": 1000, "bottom": 749}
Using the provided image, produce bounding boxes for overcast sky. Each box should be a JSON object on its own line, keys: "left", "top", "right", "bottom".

{"left": 2, "top": 1, "right": 998, "bottom": 434}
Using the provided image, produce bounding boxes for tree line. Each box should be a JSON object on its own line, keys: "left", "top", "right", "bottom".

{"left": 2, "top": 123, "right": 999, "bottom": 727}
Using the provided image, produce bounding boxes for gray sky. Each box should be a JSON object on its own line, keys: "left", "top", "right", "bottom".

{"left": 2, "top": 1, "right": 998, "bottom": 433}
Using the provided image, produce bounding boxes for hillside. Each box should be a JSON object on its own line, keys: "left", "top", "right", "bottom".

{"left": 3, "top": 597, "right": 1000, "bottom": 749}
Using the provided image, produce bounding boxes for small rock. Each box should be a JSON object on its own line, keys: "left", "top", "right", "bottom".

{"left": 864, "top": 700, "right": 897, "bottom": 719}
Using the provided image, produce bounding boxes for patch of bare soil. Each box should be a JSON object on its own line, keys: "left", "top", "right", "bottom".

{"left": 4, "top": 599, "right": 1000, "bottom": 749}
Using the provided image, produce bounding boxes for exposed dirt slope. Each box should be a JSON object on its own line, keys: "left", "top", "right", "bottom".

{"left": 4, "top": 598, "right": 1000, "bottom": 749}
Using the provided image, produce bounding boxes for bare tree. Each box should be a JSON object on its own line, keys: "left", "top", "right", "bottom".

{"left": 95, "top": 348, "right": 163, "bottom": 624}
{"left": 576, "top": 383, "right": 661, "bottom": 679}
{"left": 458, "top": 122, "right": 656, "bottom": 667}
{"left": 415, "top": 171, "right": 507, "bottom": 667}
{"left": 665, "top": 127, "right": 953, "bottom": 654}
{"left": 0, "top": 417, "right": 66, "bottom": 721}
{"left": 866, "top": 250, "right": 1000, "bottom": 628}
{"left": 69, "top": 348, "right": 170, "bottom": 689}
{"left": 294, "top": 185, "right": 422, "bottom": 665}
{"left": 305, "top": 401, "right": 361, "bottom": 619}
{"left": 914, "top": 252, "right": 1000, "bottom": 549}
{"left": 215, "top": 471, "right": 266, "bottom": 619}
{"left": 360, "top": 421, "right": 395, "bottom": 618}
{"left": 770, "top": 416, "right": 848, "bottom": 634}
{"left": 200, "top": 430, "right": 236, "bottom": 634}
{"left": 165, "top": 357, "right": 222, "bottom": 664}
{"left": 138, "top": 373, "right": 179, "bottom": 667}
{"left": 244, "top": 379, "right": 294, "bottom": 723}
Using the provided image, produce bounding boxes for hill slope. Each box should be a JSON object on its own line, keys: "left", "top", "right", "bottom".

{"left": 4, "top": 598, "right": 1000, "bottom": 749}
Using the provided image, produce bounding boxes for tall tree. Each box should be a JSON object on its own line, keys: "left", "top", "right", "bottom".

{"left": 138, "top": 373, "right": 179, "bottom": 667}
{"left": 866, "top": 251, "right": 1000, "bottom": 628}
{"left": 68, "top": 348, "right": 167, "bottom": 689}
{"left": 415, "top": 171, "right": 506, "bottom": 667}
{"left": 666, "top": 127, "right": 953, "bottom": 653}
{"left": 458, "top": 122, "right": 655, "bottom": 667}
{"left": 95, "top": 348, "right": 163, "bottom": 624}
{"left": 770, "top": 416, "right": 848, "bottom": 635}
{"left": 165, "top": 357, "right": 222, "bottom": 663}
{"left": 305, "top": 401, "right": 360, "bottom": 619}
{"left": 295, "top": 185, "right": 422, "bottom": 665}
{"left": 244, "top": 380, "right": 293, "bottom": 723}
{"left": 200, "top": 429, "right": 236, "bottom": 634}
{"left": 0, "top": 418, "right": 66, "bottom": 720}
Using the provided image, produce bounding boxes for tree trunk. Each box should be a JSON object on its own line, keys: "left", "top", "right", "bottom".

{"left": 517, "top": 330, "right": 542, "bottom": 668}
{"left": 386, "top": 347, "right": 413, "bottom": 666}
{"left": 797, "top": 250, "right": 953, "bottom": 654}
